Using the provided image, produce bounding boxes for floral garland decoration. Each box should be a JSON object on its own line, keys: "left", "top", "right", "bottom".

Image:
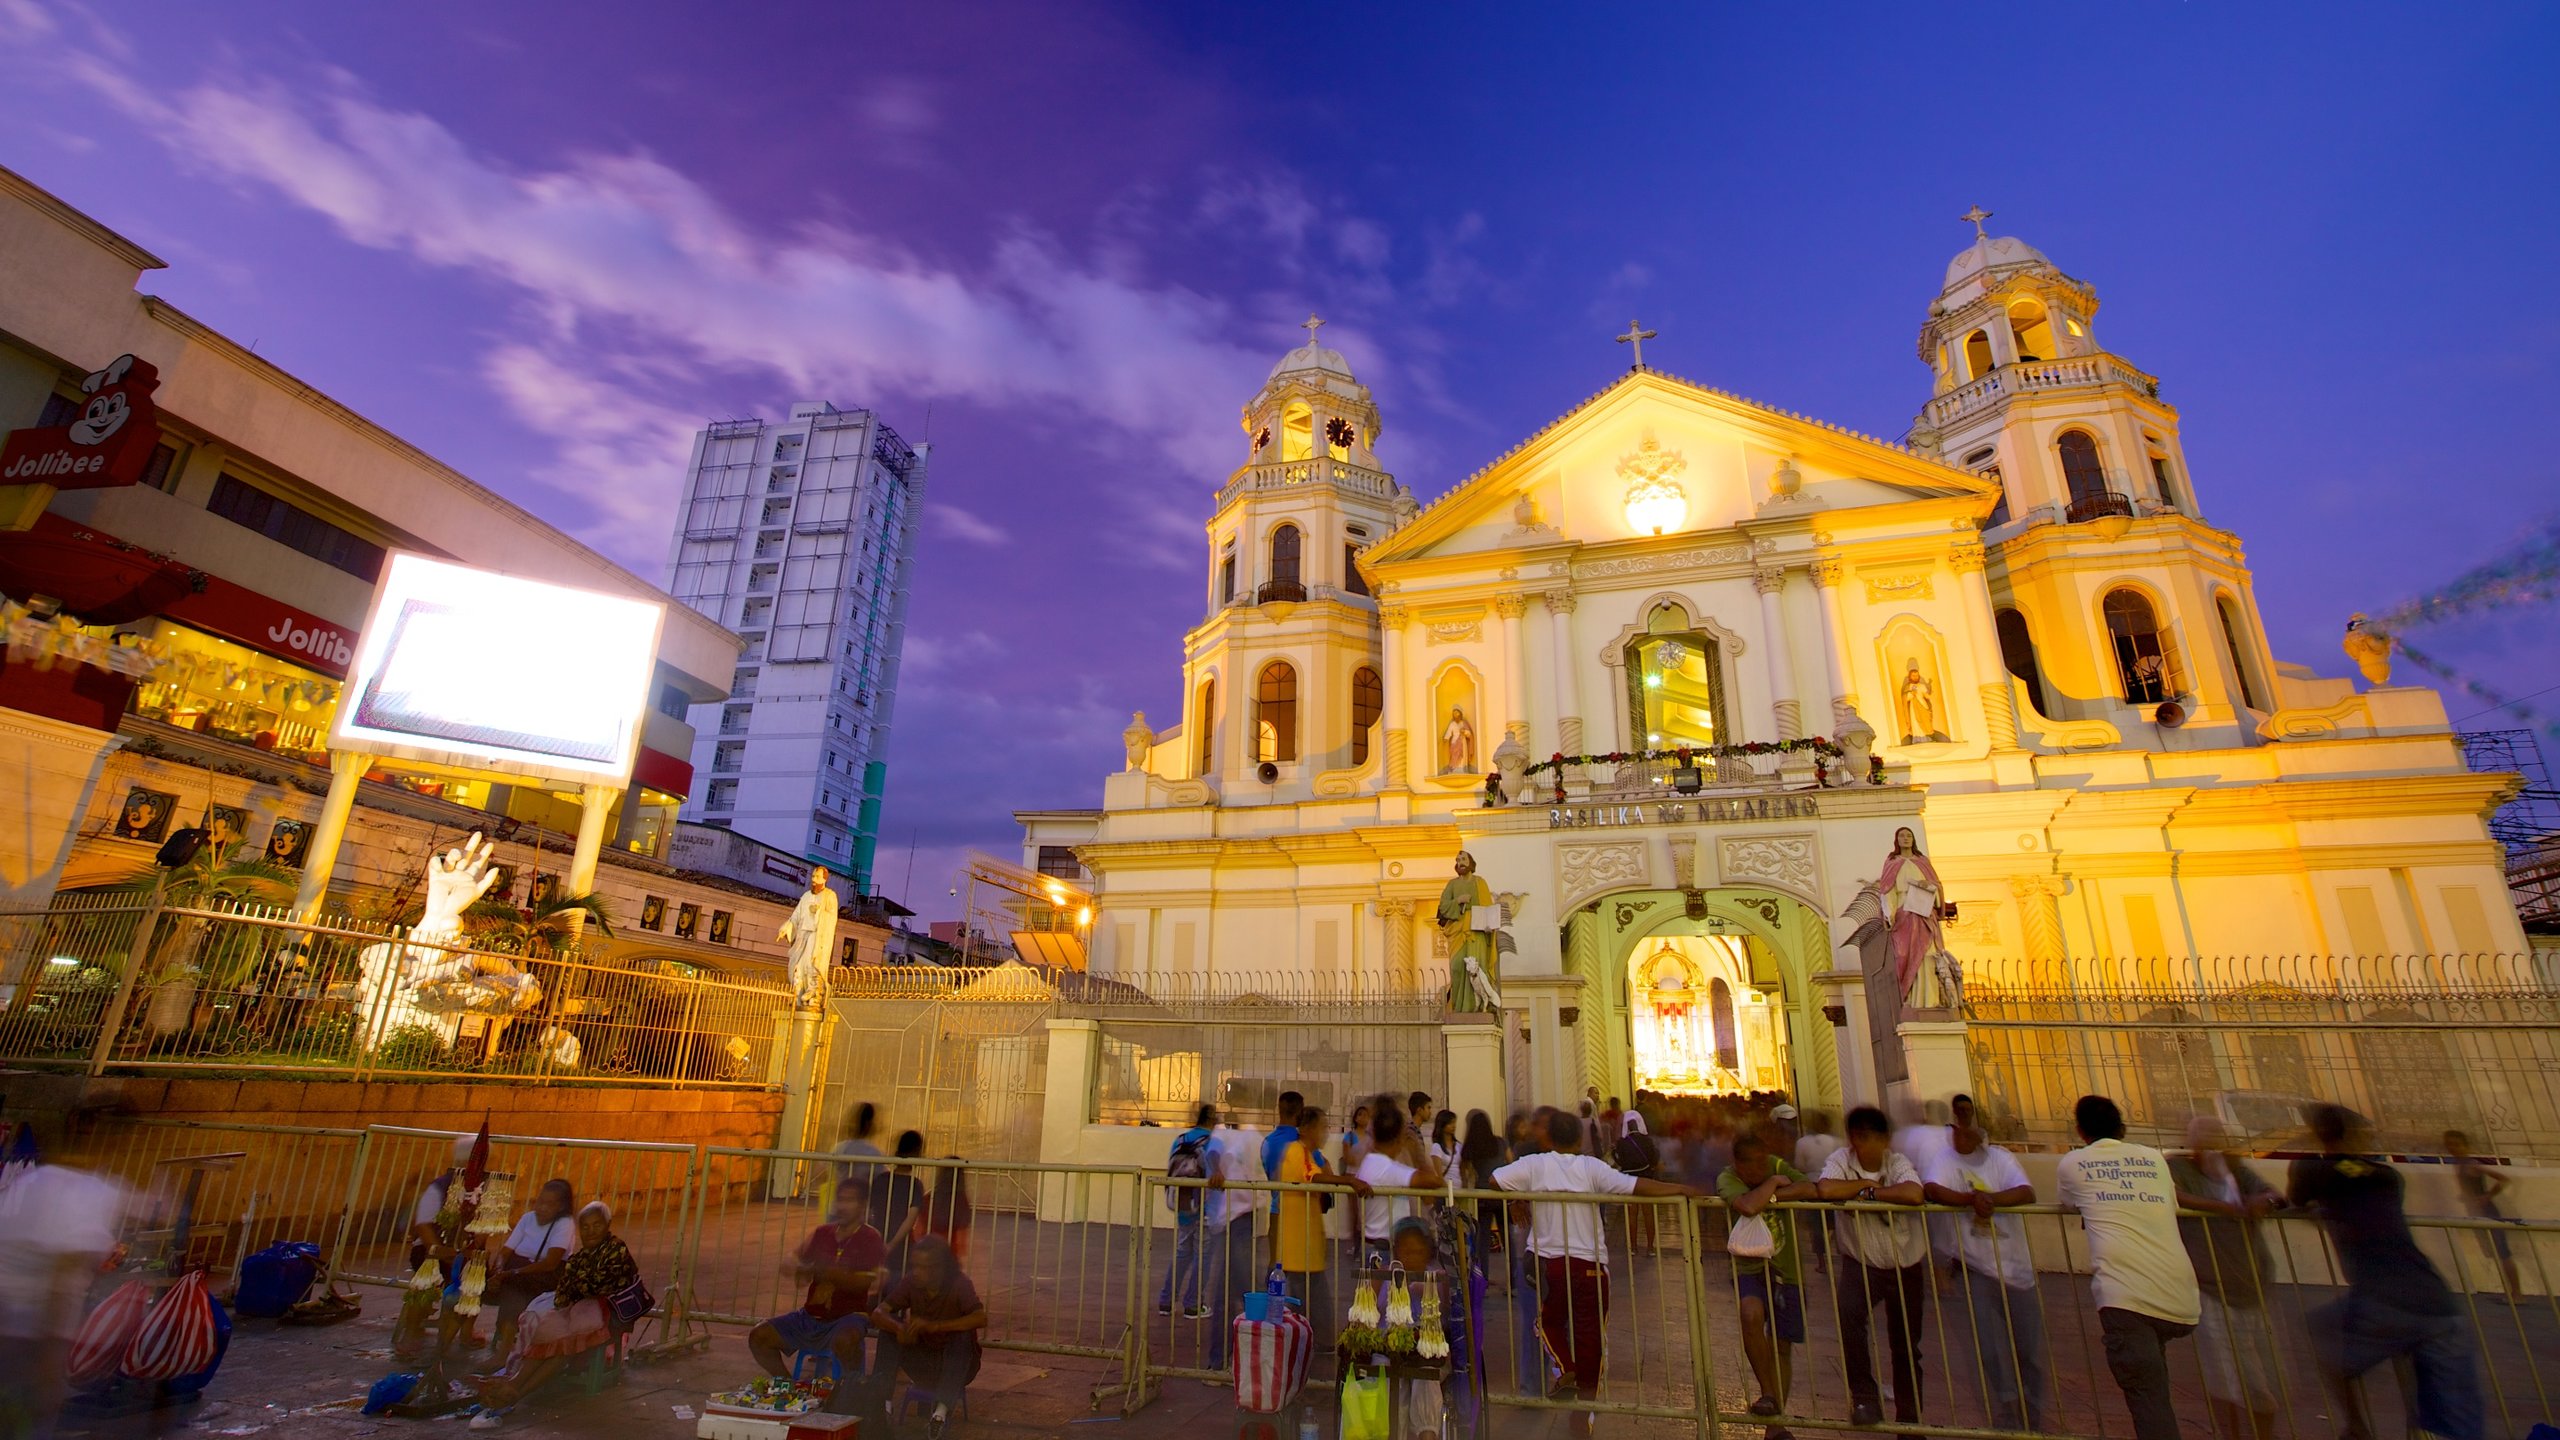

{"left": 1523, "top": 736, "right": 1845, "bottom": 780}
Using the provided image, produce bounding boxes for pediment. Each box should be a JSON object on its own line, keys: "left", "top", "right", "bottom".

{"left": 1366, "top": 370, "right": 1996, "bottom": 566}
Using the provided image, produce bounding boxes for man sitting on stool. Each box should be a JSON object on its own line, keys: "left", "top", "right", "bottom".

{"left": 749, "top": 1179, "right": 885, "bottom": 1382}
{"left": 843, "top": 1237, "right": 985, "bottom": 1438}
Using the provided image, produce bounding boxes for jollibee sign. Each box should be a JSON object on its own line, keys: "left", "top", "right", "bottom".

{"left": 0, "top": 354, "right": 164, "bottom": 490}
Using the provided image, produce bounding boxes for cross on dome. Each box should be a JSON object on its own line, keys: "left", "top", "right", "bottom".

{"left": 1302, "top": 313, "right": 1325, "bottom": 344}
{"left": 1961, "top": 204, "right": 1993, "bottom": 240}
{"left": 1615, "top": 318, "right": 1657, "bottom": 369}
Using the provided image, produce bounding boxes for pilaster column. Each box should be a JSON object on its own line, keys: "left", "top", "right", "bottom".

{"left": 1375, "top": 897, "right": 1417, "bottom": 992}
{"left": 292, "top": 749, "right": 371, "bottom": 916}
{"left": 1811, "top": 557, "right": 1856, "bottom": 729}
{"left": 1544, "top": 590, "right": 1583, "bottom": 757}
{"left": 1379, "top": 604, "right": 1411, "bottom": 787}
{"left": 2008, "top": 873, "right": 2068, "bottom": 981}
{"left": 563, "top": 784, "right": 618, "bottom": 941}
{"left": 1494, "top": 592, "right": 1531, "bottom": 748}
{"left": 1753, "top": 567, "right": 1803, "bottom": 741}
{"left": 1951, "top": 543, "right": 2017, "bottom": 749}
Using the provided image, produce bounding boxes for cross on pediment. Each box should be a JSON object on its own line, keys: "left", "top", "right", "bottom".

{"left": 1301, "top": 313, "right": 1326, "bottom": 345}
{"left": 1961, "top": 205, "right": 1993, "bottom": 240}
{"left": 1615, "top": 318, "right": 1657, "bottom": 369}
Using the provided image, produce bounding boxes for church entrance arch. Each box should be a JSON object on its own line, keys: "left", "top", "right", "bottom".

{"left": 1563, "top": 884, "right": 1840, "bottom": 1112}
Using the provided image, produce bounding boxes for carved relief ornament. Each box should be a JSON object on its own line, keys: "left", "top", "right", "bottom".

{"left": 1719, "top": 833, "right": 1818, "bottom": 898}
{"left": 1861, "top": 571, "right": 1935, "bottom": 604}
{"left": 1558, "top": 840, "right": 1650, "bottom": 913}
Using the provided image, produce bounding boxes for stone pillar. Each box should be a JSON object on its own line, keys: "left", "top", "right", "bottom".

{"left": 1037, "top": 1017, "right": 1103, "bottom": 1221}
{"left": 292, "top": 749, "right": 371, "bottom": 916}
{"left": 1896, "top": 1018, "right": 1973, "bottom": 1107}
{"left": 1544, "top": 590, "right": 1583, "bottom": 757}
{"left": 768, "top": 1006, "right": 824, "bottom": 1197}
{"left": 1380, "top": 604, "right": 1411, "bottom": 787}
{"left": 0, "top": 712, "right": 124, "bottom": 906}
{"left": 1375, "top": 897, "right": 1417, "bottom": 992}
{"left": 1811, "top": 558, "right": 1856, "bottom": 730}
{"left": 1951, "top": 543, "right": 2017, "bottom": 749}
{"left": 1444, "top": 1023, "right": 1506, "bottom": 1131}
{"left": 1754, "top": 567, "right": 1803, "bottom": 742}
{"left": 1494, "top": 593, "right": 1531, "bottom": 748}
{"left": 1815, "top": 967, "right": 1870, "bottom": 1112}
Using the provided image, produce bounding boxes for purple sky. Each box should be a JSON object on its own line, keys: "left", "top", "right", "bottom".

{"left": 5, "top": 3, "right": 2555, "bottom": 918}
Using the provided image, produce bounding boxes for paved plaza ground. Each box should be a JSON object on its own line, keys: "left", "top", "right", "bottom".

{"left": 52, "top": 1200, "right": 2560, "bottom": 1440}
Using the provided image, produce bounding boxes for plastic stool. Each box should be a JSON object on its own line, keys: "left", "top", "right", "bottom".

{"left": 897, "top": 1387, "right": 968, "bottom": 1423}
{"left": 792, "top": 1348, "right": 843, "bottom": 1387}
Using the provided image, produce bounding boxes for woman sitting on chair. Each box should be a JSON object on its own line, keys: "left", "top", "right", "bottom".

{"left": 471, "top": 1201, "right": 638, "bottom": 1409}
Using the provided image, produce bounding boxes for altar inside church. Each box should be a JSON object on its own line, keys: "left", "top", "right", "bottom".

{"left": 1626, "top": 935, "right": 1791, "bottom": 1097}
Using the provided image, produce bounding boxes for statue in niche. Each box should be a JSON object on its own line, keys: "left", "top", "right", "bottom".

{"left": 1436, "top": 850, "right": 1510, "bottom": 1013}
{"left": 1898, "top": 661, "right": 1947, "bottom": 744}
{"left": 1122, "top": 710, "right": 1155, "bottom": 772}
{"left": 1442, "top": 705, "right": 1477, "bottom": 774}
{"left": 779, "top": 866, "right": 840, "bottom": 1007}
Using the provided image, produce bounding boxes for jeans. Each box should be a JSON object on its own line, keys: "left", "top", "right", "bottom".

{"left": 1835, "top": 1259, "right": 1928, "bottom": 1426}
{"left": 852, "top": 1333, "right": 977, "bottom": 1414}
{"left": 1955, "top": 1266, "right": 2050, "bottom": 1432}
{"left": 1507, "top": 1225, "right": 1547, "bottom": 1396}
{"left": 1203, "top": 1212, "right": 1255, "bottom": 1368}
{"left": 2310, "top": 1291, "right": 2483, "bottom": 1440}
{"left": 2098, "top": 1306, "right": 2194, "bottom": 1440}
{"left": 1282, "top": 1267, "right": 1337, "bottom": 1354}
{"left": 1157, "top": 1220, "right": 1205, "bottom": 1310}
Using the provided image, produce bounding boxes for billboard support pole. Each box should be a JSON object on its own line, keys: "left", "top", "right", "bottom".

{"left": 292, "top": 750, "right": 370, "bottom": 917}
{"left": 562, "top": 784, "right": 617, "bottom": 940}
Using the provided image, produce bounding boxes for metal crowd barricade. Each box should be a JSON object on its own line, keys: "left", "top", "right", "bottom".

{"left": 66, "top": 1116, "right": 370, "bottom": 1282}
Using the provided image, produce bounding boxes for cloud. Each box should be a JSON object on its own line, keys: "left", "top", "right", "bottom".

{"left": 927, "top": 503, "right": 1010, "bottom": 547}
{"left": 31, "top": 35, "right": 1301, "bottom": 567}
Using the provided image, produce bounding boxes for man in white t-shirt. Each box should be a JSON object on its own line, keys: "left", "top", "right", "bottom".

{"left": 1491, "top": 1108, "right": 1703, "bottom": 1438}
{"left": 1919, "top": 1094, "right": 2049, "bottom": 1432}
{"left": 1197, "top": 1119, "right": 1263, "bottom": 1374}
{"left": 1352, "top": 1098, "right": 1444, "bottom": 1251}
{"left": 1812, "top": 1105, "right": 1929, "bottom": 1433}
{"left": 2055, "top": 1094, "right": 2200, "bottom": 1440}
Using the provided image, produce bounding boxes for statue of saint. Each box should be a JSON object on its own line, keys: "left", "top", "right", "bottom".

{"left": 1435, "top": 850, "right": 1503, "bottom": 1012}
{"left": 778, "top": 866, "right": 839, "bottom": 1006}
{"left": 1898, "top": 662, "right": 1943, "bottom": 744}
{"left": 1442, "top": 705, "right": 1476, "bottom": 775}
{"left": 1877, "top": 828, "right": 1948, "bottom": 1005}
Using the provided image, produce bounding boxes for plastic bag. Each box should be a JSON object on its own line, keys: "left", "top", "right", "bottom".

{"left": 1339, "top": 1368, "right": 1390, "bottom": 1440}
{"left": 123, "top": 1271, "right": 221, "bottom": 1381}
{"left": 235, "top": 1241, "right": 322, "bottom": 1318}
{"left": 67, "top": 1280, "right": 152, "bottom": 1390}
{"left": 1727, "top": 1213, "right": 1778, "bottom": 1261}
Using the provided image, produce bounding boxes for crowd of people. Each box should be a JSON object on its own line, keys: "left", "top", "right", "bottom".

{"left": 1121, "top": 1083, "right": 2510, "bottom": 1440}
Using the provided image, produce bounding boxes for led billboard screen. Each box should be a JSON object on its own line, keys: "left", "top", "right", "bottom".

{"left": 329, "top": 552, "right": 666, "bottom": 786}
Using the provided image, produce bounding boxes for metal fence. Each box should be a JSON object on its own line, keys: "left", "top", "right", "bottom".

{"left": 1064, "top": 966, "right": 1453, "bottom": 1129}
{"left": 0, "top": 896, "right": 792, "bottom": 1088}
{"left": 42, "top": 1116, "right": 2560, "bottom": 1438}
{"left": 1963, "top": 952, "right": 2560, "bottom": 1161}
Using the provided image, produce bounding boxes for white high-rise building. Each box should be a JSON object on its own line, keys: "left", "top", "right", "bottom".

{"left": 664, "top": 403, "right": 927, "bottom": 893}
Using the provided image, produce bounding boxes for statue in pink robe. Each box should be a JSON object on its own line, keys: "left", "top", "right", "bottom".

{"left": 1876, "top": 827, "right": 1945, "bottom": 1003}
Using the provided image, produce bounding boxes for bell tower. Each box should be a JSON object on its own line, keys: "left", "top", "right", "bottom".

{"left": 1909, "top": 211, "right": 2282, "bottom": 745}
{"left": 1178, "top": 318, "right": 1410, "bottom": 800}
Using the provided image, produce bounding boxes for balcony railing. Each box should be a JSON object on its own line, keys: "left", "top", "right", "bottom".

{"left": 2066, "top": 490, "right": 2135, "bottom": 525}
{"left": 1215, "top": 456, "right": 1396, "bottom": 507}
{"left": 1925, "top": 355, "right": 2160, "bottom": 428}
{"left": 1254, "top": 580, "right": 1307, "bottom": 605}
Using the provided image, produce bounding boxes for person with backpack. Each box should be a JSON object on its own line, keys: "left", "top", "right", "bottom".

{"left": 1612, "top": 1114, "right": 1661, "bottom": 1257}
{"left": 1156, "top": 1103, "right": 1224, "bottom": 1319}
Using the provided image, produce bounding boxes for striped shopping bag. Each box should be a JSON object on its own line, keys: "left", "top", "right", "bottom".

{"left": 67, "top": 1280, "right": 152, "bottom": 1390}
{"left": 122, "top": 1271, "right": 219, "bottom": 1381}
{"left": 1231, "top": 1304, "right": 1313, "bottom": 1413}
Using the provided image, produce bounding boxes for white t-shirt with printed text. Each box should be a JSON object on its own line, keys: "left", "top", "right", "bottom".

{"left": 1925, "top": 1143, "right": 2035, "bottom": 1289}
{"left": 2056, "top": 1138, "right": 2201, "bottom": 1325}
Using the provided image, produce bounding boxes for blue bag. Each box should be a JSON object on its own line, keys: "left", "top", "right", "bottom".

{"left": 364, "top": 1373, "right": 420, "bottom": 1416}
{"left": 235, "top": 1242, "right": 322, "bottom": 1317}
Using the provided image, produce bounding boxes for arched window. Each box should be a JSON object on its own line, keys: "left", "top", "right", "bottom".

{"left": 2102, "top": 589, "right": 2176, "bottom": 704}
{"left": 1195, "top": 679, "right": 1216, "bottom": 774}
{"left": 1709, "top": 977, "right": 1740, "bottom": 1072}
{"left": 1255, "top": 661, "right": 1297, "bottom": 763}
{"left": 1261, "top": 524, "right": 1303, "bottom": 602}
{"left": 1280, "top": 401, "right": 1314, "bottom": 462}
{"left": 1624, "top": 605, "right": 1723, "bottom": 751}
{"left": 1344, "top": 541, "right": 1369, "bottom": 597}
{"left": 1963, "top": 329, "right": 1995, "bottom": 381}
{"left": 1350, "top": 666, "right": 1383, "bottom": 765}
{"left": 2007, "top": 299, "right": 2054, "bottom": 362}
{"left": 2217, "top": 596, "right": 2264, "bottom": 711}
{"left": 2057, "top": 430, "right": 2111, "bottom": 505}
{"left": 1995, "top": 608, "right": 2053, "bottom": 717}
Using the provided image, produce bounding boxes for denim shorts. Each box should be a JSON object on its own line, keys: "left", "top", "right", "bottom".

{"left": 766, "top": 1309, "right": 866, "bottom": 1356}
{"left": 1734, "top": 1270, "right": 1805, "bottom": 1344}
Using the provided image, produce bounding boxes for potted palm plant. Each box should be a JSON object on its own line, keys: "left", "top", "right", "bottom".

{"left": 95, "top": 841, "right": 299, "bottom": 1046}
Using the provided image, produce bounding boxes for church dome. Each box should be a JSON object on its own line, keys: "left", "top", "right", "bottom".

{"left": 1268, "top": 342, "right": 1353, "bottom": 380}
{"left": 1944, "top": 234, "right": 2050, "bottom": 289}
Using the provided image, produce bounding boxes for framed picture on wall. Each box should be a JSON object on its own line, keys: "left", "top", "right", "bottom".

{"left": 640, "top": 895, "right": 666, "bottom": 931}
{"left": 708, "top": 910, "right": 732, "bottom": 945}
{"left": 481, "top": 864, "right": 517, "bottom": 906}
{"left": 675, "top": 903, "right": 699, "bottom": 939}
{"left": 204, "top": 805, "right": 250, "bottom": 855}
{"left": 266, "top": 818, "right": 312, "bottom": 867}
{"left": 115, "top": 787, "right": 178, "bottom": 842}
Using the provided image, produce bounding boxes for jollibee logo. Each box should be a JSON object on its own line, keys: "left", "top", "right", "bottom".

{"left": 70, "top": 355, "right": 140, "bottom": 447}
{"left": 1, "top": 352, "right": 163, "bottom": 487}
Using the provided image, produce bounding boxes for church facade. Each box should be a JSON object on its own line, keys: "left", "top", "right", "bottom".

{"left": 1018, "top": 227, "right": 2523, "bottom": 1116}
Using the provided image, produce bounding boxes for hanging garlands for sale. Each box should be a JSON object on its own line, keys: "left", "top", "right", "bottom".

{"left": 1522, "top": 735, "right": 1845, "bottom": 781}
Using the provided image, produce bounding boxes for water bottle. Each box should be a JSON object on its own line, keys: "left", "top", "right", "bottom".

{"left": 1267, "top": 1262, "right": 1287, "bottom": 1297}
{"left": 1297, "top": 1410, "right": 1320, "bottom": 1440}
